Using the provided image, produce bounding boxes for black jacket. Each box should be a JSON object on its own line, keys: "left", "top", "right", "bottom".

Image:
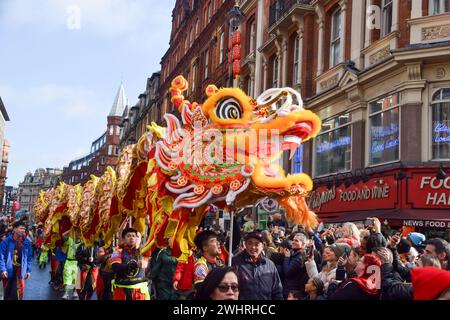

{"left": 389, "top": 247, "right": 412, "bottom": 282}
{"left": 328, "top": 280, "right": 380, "bottom": 300}
{"left": 282, "top": 249, "right": 308, "bottom": 297}
{"left": 380, "top": 263, "right": 413, "bottom": 300}
{"left": 232, "top": 251, "right": 284, "bottom": 300}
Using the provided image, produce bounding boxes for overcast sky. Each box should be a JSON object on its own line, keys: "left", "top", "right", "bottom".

{"left": 0, "top": 0, "right": 175, "bottom": 187}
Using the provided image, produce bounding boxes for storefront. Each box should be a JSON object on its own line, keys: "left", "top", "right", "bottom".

{"left": 308, "top": 165, "right": 450, "bottom": 238}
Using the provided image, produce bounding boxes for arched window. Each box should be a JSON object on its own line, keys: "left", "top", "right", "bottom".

{"left": 431, "top": 88, "right": 450, "bottom": 159}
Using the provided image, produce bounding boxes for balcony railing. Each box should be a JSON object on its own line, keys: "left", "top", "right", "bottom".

{"left": 269, "top": 0, "right": 312, "bottom": 29}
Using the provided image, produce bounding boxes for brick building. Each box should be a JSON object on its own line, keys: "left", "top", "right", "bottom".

{"left": 61, "top": 84, "right": 127, "bottom": 185}
{"left": 18, "top": 168, "right": 62, "bottom": 214}
{"left": 119, "top": 72, "right": 161, "bottom": 150}
{"left": 159, "top": 0, "right": 238, "bottom": 117}
{"left": 158, "top": 0, "right": 450, "bottom": 231}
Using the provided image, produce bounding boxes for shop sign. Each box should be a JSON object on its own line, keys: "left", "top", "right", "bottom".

{"left": 407, "top": 175, "right": 450, "bottom": 209}
{"left": 308, "top": 176, "right": 397, "bottom": 213}
{"left": 403, "top": 220, "right": 450, "bottom": 229}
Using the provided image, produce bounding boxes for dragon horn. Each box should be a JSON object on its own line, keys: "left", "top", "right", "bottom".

{"left": 169, "top": 75, "right": 190, "bottom": 112}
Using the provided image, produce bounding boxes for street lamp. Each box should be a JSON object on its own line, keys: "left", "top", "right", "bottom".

{"left": 227, "top": 2, "right": 245, "bottom": 87}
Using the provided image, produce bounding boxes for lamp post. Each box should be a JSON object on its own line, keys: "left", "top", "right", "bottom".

{"left": 227, "top": 2, "right": 245, "bottom": 87}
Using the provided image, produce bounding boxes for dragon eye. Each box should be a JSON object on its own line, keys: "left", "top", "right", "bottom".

{"left": 216, "top": 98, "right": 242, "bottom": 120}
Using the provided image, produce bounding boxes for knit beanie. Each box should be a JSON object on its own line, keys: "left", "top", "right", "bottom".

{"left": 412, "top": 267, "right": 450, "bottom": 300}
{"left": 408, "top": 232, "right": 426, "bottom": 246}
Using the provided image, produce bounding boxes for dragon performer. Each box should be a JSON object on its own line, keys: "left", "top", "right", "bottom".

{"left": 119, "top": 75, "right": 322, "bottom": 262}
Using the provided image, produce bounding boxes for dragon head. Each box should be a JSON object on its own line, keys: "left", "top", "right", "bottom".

{"left": 154, "top": 76, "right": 321, "bottom": 228}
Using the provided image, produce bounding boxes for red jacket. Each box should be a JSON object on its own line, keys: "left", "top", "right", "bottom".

{"left": 172, "top": 255, "right": 195, "bottom": 291}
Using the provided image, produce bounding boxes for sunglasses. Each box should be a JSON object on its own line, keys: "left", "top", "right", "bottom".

{"left": 217, "top": 283, "right": 239, "bottom": 293}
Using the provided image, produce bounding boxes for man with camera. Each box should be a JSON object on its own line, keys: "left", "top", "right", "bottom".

{"left": 281, "top": 233, "right": 312, "bottom": 299}
{"left": 109, "top": 227, "right": 150, "bottom": 300}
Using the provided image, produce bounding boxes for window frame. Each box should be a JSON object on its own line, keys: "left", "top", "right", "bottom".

{"left": 430, "top": 87, "right": 450, "bottom": 161}
{"left": 272, "top": 55, "right": 279, "bottom": 88}
{"left": 429, "top": 0, "right": 450, "bottom": 15}
{"left": 330, "top": 8, "right": 342, "bottom": 68}
{"left": 204, "top": 49, "right": 209, "bottom": 80}
{"left": 381, "top": 0, "right": 393, "bottom": 37}
{"left": 366, "top": 93, "right": 401, "bottom": 167}
{"left": 312, "top": 113, "right": 353, "bottom": 178}
{"left": 219, "top": 31, "right": 225, "bottom": 64}
{"left": 293, "top": 34, "right": 300, "bottom": 85}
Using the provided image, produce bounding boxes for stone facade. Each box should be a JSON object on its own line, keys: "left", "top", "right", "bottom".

{"left": 18, "top": 168, "right": 62, "bottom": 213}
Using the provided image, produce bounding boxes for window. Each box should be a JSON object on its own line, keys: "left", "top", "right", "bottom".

{"left": 431, "top": 88, "right": 450, "bottom": 159}
{"left": 109, "top": 125, "right": 114, "bottom": 135}
{"left": 219, "top": 31, "right": 225, "bottom": 63}
{"left": 195, "top": 18, "right": 199, "bottom": 37}
{"left": 204, "top": 49, "right": 209, "bottom": 79}
{"left": 430, "top": 0, "right": 450, "bottom": 15}
{"left": 272, "top": 56, "right": 279, "bottom": 87}
{"left": 190, "top": 28, "right": 194, "bottom": 47}
{"left": 315, "top": 114, "right": 352, "bottom": 176}
{"left": 382, "top": 0, "right": 393, "bottom": 37}
{"left": 247, "top": 76, "right": 254, "bottom": 97}
{"left": 293, "top": 35, "right": 300, "bottom": 85}
{"left": 101, "top": 157, "right": 105, "bottom": 165}
{"left": 185, "top": 37, "right": 188, "bottom": 54}
{"left": 249, "top": 21, "right": 256, "bottom": 54}
{"left": 108, "top": 145, "right": 113, "bottom": 156}
{"left": 208, "top": 2, "right": 212, "bottom": 22}
{"left": 330, "top": 9, "right": 342, "bottom": 67}
{"left": 192, "top": 64, "right": 197, "bottom": 92}
{"left": 368, "top": 93, "right": 400, "bottom": 165}
{"left": 292, "top": 145, "right": 304, "bottom": 174}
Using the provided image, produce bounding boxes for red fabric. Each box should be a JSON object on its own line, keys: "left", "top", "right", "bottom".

{"left": 412, "top": 267, "right": 450, "bottom": 300}
{"left": 173, "top": 255, "right": 195, "bottom": 291}
{"left": 350, "top": 254, "right": 381, "bottom": 296}
{"left": 96, "top": 274, "right": 104, "bottom": 299}
{"left": 113, "top": 287, "right": 146, "bottom": 300}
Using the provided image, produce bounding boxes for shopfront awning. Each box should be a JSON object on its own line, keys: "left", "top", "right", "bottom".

{"left": 318, "top": 209, "right": 450, "bottom": 223}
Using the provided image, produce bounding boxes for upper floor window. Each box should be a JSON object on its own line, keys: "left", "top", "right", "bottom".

{"left": 430, "top": 0, "right": 450, "bottom": 15}
{"left": 293, "top": 35, "right": 300, "bottom": 85}
{"left": 368, "top": 93, "right": 400, "bottom": 165}
{"left": 219, "top": 31, "right": 225, "bottom": 63}
{"left": 204, "top": 49, "right": 209, "bottom": 79}
{"left": 208, "top": 2, "right": 212, "bottom": 22}
{"left": 315, "top": 114, "right": 352, "bottom": 176}
{"left": 382, "top": 0, "right": 393, "bottom": 37}
{"left": 330, "top": 8, "right": 342, "bottom": 67}
{"left": 272, "top": 56, "right": 279, "bottom": 88}
{"left": 195, "top": 18, "right": 199, "bottom": 37}
{"left": 431, "top": 88, "right": 450, "bottom": 160}
{"left": 249, "top": 21, "right": 256, "bottom": 54}
{"left": 192, "top": 64, "right": 197, "bottom": 93}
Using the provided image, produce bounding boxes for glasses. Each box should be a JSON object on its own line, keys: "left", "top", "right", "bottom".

{"left": 217, "top": 283, "right": 239, "bottom": 293}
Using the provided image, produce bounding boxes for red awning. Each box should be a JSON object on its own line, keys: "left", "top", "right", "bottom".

{"left": 318, "top": 209, "right": 450, "bottom": 223}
